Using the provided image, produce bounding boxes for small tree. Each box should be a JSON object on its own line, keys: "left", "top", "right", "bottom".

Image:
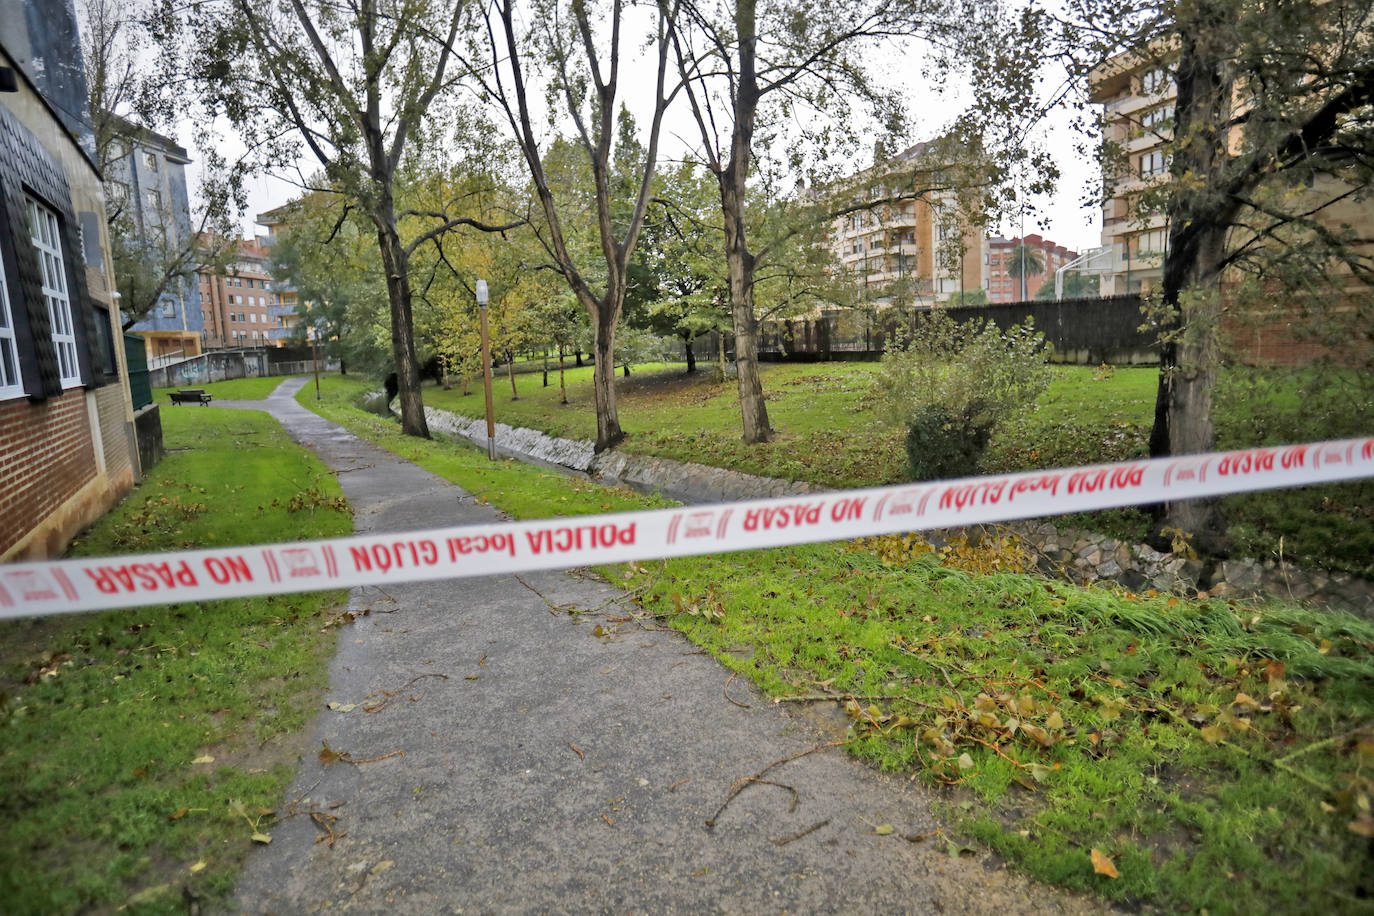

{"left": 1006, "top": 243, "right": 1044, "bottom": 300}
{"left": 872, "top": 314, "right": 1050, "bottom": 479}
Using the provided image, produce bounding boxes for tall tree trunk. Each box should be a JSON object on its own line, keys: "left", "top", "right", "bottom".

{"left": 716, "top": 328, "right": 727, "bottom": 381}
{"left": 558, "top": 346, "right": 567, "bottom": 404}
{"left": 589, "top": 307, "right": 623, "bottom": 451}
{"left": 575, "top": 349, "right": 584, "bottom": 367}
{"left": 684, "top": 334, "right": 696, "bottom": 373}
{"left": 1150, "top": 2, "right": 1232, "bottom": 552}
{"left": 719, "top": 0, "right": 771, "bottom": 444}
{"left": 374, "top": 203, "right": 429, "bottom": 438}
{"left": 542, "top": 349, "right": 549, "bottom": 387}
{"left": 507, "top": 350, "right": 518, "bottom": 400}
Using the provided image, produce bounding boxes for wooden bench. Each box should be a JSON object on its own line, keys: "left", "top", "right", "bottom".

{"left": 169, "top": 388, "right": 212, "bottom": 405}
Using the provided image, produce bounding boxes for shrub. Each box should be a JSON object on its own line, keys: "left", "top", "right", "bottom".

{"left": 874, "top": 314, "right": 1051, "bottom": 479}
{"left": 904, "top": 402, "right": 993, "bottom": 480}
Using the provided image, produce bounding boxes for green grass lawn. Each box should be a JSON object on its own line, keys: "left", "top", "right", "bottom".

{"left": 300, "top": 377, "right": 1374, "bottom": 914}
{"left": 421, "top": 361, "right": 1372, "bottom": 576}
{"left": 153, "top": 375, "right": 296, "bottom": 402}
{"left": 0, "top": 407, "right": 352, "bottom": 914}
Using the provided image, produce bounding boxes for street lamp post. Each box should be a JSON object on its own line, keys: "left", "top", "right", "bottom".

{"left": 477, "top": 280, "right": 497, "bottom": 460}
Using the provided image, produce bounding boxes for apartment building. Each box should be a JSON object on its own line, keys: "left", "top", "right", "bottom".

{"left": 0, "top": 2, "right": 140, "bottom": 561}
{"left": 254, "top": 203, "right": 302, "bottom": 344}
{"left": 1089, "top": 52, "right": 1177, "bottom": 295}
{"left": 196, "top": 236, "right": 285, "bottom": 348}
{"left": 987, "top": 234, "right": 1078, "bottom": 302}
{"left": 108, "top": 118, "right": 204, "bottom": 362}
{"left": 829, "top": 142, "right": 987, "bottom": 306}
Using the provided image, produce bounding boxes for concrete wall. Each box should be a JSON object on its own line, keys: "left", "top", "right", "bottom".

{"left": 149, "top": 351, "right": 266, "bottom": 388}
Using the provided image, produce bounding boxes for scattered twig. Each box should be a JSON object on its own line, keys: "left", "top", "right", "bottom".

{"left": 772, "top": 818, "right": 830, "bottom": 847}
{"left": 363, "top": 674, "right": 448, "bottom": 713}
{"left": 669, "top": 778, "right": 691, "bottom": 792}
{"left": 514, "top": 574, "right": 570, "bottom": 615}
{"left": 771, "top": 693, "right": 912, "bottom": 704}
{"left": 1275, "top": 732, "right": 1351, "bottom": 766}
{"left": 601, "top": 813, "right": 614, "bottom": 827}
{"left": 310, "top": 810, "right": 345, "bottom": 847}
{"left": 724, "top": 672, "right": 752, "bottom": 709}
{"left": 344, "top": 749, "right": 404, "bottom": 765}
{"left": 325, "top": 464, "right": 376, "bottom": 475}
{"left": 705, "top": 741, "right": 842, "bottom": 828}
{"left": 568, "top": 741, "right": 585, "bottom": 760}
{"left": 902, "top": 828, "right": 941, "bottom": 843}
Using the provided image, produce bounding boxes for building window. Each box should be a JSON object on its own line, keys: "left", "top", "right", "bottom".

{"left": 143, "top": 151, "right": 159, "bottom": 171}
{"left": 250, "top": 313, "right": 257, "bottom": 323}
{"left": 0, "top": 243, "right": 21, "bottom": 398}
{"left": 1141, "top": 105, "right": 1174, "bottom": 131}
{"left": 1141, "top": 68, "right": 1172, "bottom": 94}
{"left": 1139, "top": 149, "right": 1169, "bottom": 177}
{"left": 27, "top": 198, "right": 80, "bottom": 388}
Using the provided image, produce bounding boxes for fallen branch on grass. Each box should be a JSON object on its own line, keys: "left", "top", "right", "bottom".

{"left": 705, "top": 741, "right": 843, "bottom": 829}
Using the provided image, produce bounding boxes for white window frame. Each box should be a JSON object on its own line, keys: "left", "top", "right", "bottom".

{"left": 27, "top": 198, "right": 80, "bottom": 388}
{"left": 0, "top": 242, "right": 22, "bottom": 398}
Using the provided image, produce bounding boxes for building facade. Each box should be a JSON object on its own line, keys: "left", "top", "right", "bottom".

{"left": 108, "top": 119, "right": 204, "bottom": 363}
{"left": 196, "top": 236, "right": 287, "bottom": 348}
{"left": 829, "top": 143, "right": 988, "bottom": 307}
{"left": 0, "top": 0, "right": 139, "bottom": 562}
{"left": 1089, "top": 51, "right": 1178, "bottom": 296}
{"left": 254, "top": 203, "right": 303, "bottom": 345}
{"left": 986, "top": 234, "right": 1078, "bottom": 302}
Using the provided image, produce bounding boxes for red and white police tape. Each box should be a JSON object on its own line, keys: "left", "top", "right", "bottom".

{"left": 2, "top": 436, "right": 1371, "bottom": 619}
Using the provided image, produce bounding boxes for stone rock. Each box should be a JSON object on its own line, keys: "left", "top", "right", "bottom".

{"left": 1118, "top": 569, "right": 1149, "bottom": 592}
{"left": 1097, "top": 559, "right": 1122, "bottom": 578}
{"left": 1222, "top": 559, "right": 1264, "bottom": 592}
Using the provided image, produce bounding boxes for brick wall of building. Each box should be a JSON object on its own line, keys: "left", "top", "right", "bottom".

{"left": 93, "top": 385, "right": 133, "bottom": 479}
{"left": 0, "top": 392, "right": 98, "bottom": 556}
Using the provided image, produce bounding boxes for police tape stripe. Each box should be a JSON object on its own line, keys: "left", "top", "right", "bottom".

{"left": 3, "top": 437, "right": 1371, "bottom": 618}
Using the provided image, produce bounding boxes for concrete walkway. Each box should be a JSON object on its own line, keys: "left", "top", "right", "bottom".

{"left": 220, "top": 378, "right": 1107, "bottom": 914}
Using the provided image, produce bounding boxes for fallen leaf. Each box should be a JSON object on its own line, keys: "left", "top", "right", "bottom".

{"left": 946, "top": 840, "right": 976, "bottom": 858}
{"left": 327, "top": 702, "right": 357, "bottom": 712}
{"left": 874, "top": 824, "right": 894, "bottom": 835}
{"left": 318, "top": 742, "right": 344, "bottom": 766}
{"left": 192, "top": 755, "right": 215, "bottom": 765}
{"left": 1200, "top": 725, "right": 1224, "bottom": 744}
{"left": 1045, "top": 711, "right": 1064, "bottom": 731}
{"left": 251, "top": 832, "right": 272, "bottom": 844}
{"left": 956, "top": 752, "right": 975, "bottom": 771}
{"left": 169, "top": 808, "right": 190, "bottom": 821}
{"left": 189, "top": 861, "right": 207, "bottom": 874}
{"left": 370, "top": 860, "right": 394, "bottom": 875}
{"left": 1090, "top": 848, "right": 1119, "bottom": 879}
{"left": 1028, "top": 762, "right": 1053, "bottom": 783}
{"left": 1348, "top": 818, "right": 1374, "bottom": 838}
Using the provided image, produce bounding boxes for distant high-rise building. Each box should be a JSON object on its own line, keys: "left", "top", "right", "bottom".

{"left": 106, "top": 117, "right": 204, "bottom": 362}
{"left": 828, "top": 142, "right": 988, "bottom": 307}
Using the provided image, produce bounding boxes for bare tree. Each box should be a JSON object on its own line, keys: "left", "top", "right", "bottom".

{"left": 188, "top": 0, "right": 514, "bottom": 437}
{"left": 668, "top": 0, "right": 1014, "bottom": 443}
{"left": 477, "top": 0, "right": 682, "bottom": 452}
{"left": 79, "top": 0, "right": 241, "bottom": 328}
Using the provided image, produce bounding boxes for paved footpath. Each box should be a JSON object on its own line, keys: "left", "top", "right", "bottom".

{"left": 220, "top": 378, "right": 1108, "bottom": 914}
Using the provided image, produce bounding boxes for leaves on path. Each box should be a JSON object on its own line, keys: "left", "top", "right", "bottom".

{"left": 1090, "top": 848, "right": 1119, "bottom": 879}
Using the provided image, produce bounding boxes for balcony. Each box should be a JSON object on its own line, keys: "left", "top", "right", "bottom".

{"left": 267, "top": 327, "right": 298, "bottom": 340}
{"left": 268, "top": 304, "right": 298, "bottom": 317}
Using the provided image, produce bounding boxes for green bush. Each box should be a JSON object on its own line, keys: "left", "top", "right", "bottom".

{"left": 873, "top": 314, "right": 1050, "bottom": 479}
{"left": 904, "top": 401, "right": 994, "bottom": 480}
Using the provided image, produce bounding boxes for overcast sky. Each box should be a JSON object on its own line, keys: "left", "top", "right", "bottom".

{"left": 200, "top": 31, "right": 1104, "bottom": 255}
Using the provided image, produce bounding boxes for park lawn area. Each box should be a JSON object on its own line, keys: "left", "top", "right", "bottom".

{"left": 0, "top": 407, "right": 352, "bottom": 915}
{"left": 427, "top": 361, "right": 1372, "bottom": 576}
{"left": 301, "top": 381, "right": 1374, "bottom": 914}
{"left": 153, "top": 374, "right": 295, "bottom": 403}
{"left": 429, "top": 360, "right": 909, "bottom": 488}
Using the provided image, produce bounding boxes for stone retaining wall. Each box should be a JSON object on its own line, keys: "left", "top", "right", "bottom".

{"left": 394, "top": 395, "right": 1373, "bottom": 618}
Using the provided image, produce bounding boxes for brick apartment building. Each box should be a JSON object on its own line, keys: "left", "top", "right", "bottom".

{"left": 829, "top": 142, "right": 988, "bottom": 306}
{"left": 986, "top": 234, "right": 1078, "bottom": 302}
{"left": 0, "top": 3, "right": 140, "bottom": 562}
{"left": 196, "top": 236, "right": 291, "bottom": 348}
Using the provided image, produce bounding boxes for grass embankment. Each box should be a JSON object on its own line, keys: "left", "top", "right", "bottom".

{"left": 305, "top": 375, "right": 1374, "bottom": 914}
{"left": 426, "top": 361, "right": 1373, "bottom": 577}
{"left": 153, "top": 375, "right": 296, "bottom": 402}
{"left": 0, "top": 407, "right": 352, "bottom": 914}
